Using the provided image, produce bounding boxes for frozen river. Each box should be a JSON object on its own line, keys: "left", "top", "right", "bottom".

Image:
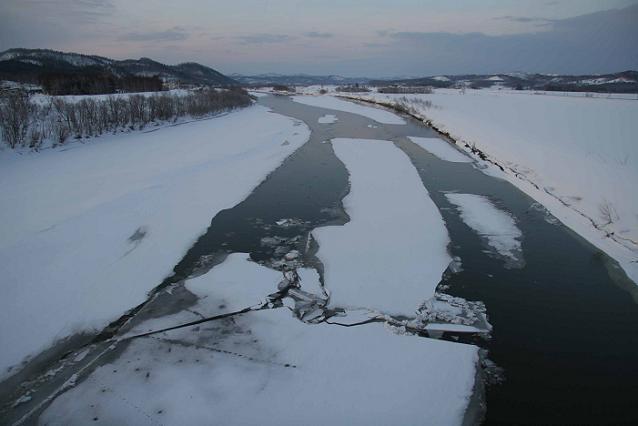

{"left": 2, "top": 94, "right": 638, "bottom": 425}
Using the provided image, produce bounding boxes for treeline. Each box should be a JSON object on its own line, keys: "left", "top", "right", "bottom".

{"left": 543, "top": 83, "right": 638, "bottom": 94}
{"left": 336, "top": 84, "right": 371, "bottom": 93}
{"left": 40, "top": 72, "right": 164, "bottom": 95}
{"left": 377, "top": 86, "right": 432, "bottom": 94}
{"left": 0, "top": 88, "right": 252, "bottom": 149}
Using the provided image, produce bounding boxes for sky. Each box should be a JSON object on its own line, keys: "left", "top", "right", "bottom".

{"left": 1, "top": 0, "right": 637, "bottom": 77}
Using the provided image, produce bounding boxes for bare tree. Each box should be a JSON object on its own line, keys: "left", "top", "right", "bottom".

{"left": 599, "top": 200, "right": 619, "bottom": 226}
{"left": 0, "top": 90, "right": 32, "bottom": 148}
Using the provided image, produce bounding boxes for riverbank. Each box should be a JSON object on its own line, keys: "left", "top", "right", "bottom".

{"left": 335, "top": 90, "right": 638, "bottom": 286}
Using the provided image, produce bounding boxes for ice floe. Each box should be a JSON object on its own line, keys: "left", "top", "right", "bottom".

{"left": 313, "top": 138, "right": 451, "bottom": 315}
{"left": 446, "top": 193, "right": 524, "bottom": 268}
{"left": 318, "top": 114, "right": 338, "bottom": 124}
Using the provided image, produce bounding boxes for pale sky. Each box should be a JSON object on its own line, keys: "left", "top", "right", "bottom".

{"left": 1, "top": 0, "right": 637, "bottom": 77}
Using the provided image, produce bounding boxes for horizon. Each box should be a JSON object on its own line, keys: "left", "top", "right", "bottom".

{"left": 1, "top": 0, "right": 637, "bottom": 78}
{"left": 2, "top": 46, "right": 637, "bottom": 80}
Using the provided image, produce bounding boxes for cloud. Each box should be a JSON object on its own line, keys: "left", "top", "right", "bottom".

{"left": 235, "top": 34, "right": 293, "bottom": 45}
{"left": 371, "top": 3, "right": 638, "bottom": 75}
{"left": 21, "top": 0, "right": 115, "bottom": 22}
{"left": 494, "top": 15, "right": 556, "bottom": 24}
{"left": 118, "top": 27, "right": 189, "bottom": 42}
{"left": 304, "top": 31, "right": 333, "bottom": 39}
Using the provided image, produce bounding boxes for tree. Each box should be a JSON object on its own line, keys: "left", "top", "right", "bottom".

{"left": 0, "top": 90, "right": 32, "bottom": 148}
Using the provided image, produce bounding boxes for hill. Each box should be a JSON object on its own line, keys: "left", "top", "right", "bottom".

{"left": 370, "top": 71, "right": 638, "bottom": 93}
{"left": 0, "top": 48, "right": 238, "bottom": 94}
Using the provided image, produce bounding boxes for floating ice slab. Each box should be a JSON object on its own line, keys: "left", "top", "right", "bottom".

{"left": 186, "top": 253, "right": 282, "bottom": 314}
{"left": 314, "top": 138, "right": 451, "bottom": 315}
{"left": 409, "top": 136, "right": 472, "bottom": 163}
{"left": 446, "top": 193, "right": 524, "bottom": 267}
{"left": 318, "top": 114, "right": 338, "bottom": 124}
{"left": 292, "top": 95, "right": 406, "bottom": 124}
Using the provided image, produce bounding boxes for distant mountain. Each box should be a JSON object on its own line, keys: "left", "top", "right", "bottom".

{"left": 371, "top": 71, "right": 638, "bottom": 93}
{"left": 0, "top": 48, "right": 238, "bottom": 89}
{"left": 231, "top": 73, "right": 369, "bottom": 86}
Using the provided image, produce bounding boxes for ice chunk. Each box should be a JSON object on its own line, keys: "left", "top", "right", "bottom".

{"left": 314, "top": 138, "right": 451, "bottom": 315}
{"left": 446, "top": 193, "right": 524, "bottom": 267}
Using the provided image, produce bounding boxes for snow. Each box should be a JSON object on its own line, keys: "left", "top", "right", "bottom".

{"left": 344, "top": 89, "right": 638, "bottom": 284}
{"left": 41, "top": 253, "right": 478, "bottom": 426}
{"left": 29, "top": 89, "right": 190, "bottom": 105}
{"left": 446, "top": 193, "right": 524, "bottom": 268}
{"left": 318, "top": 114, "right": 338, "bottom": 124}
{"left": 579, "top": 77, "right": 636, "bottom": 85}
{"left": 0, "top": 104, "right": 310, "bottom": 380}
{"left": 185, "top": 253, "right": 283, "bottom": 313}
{"left": 248, "top": 91, "right": 269, "bottom": 97}
{"left": 292, "top": 95, "right": 406, "bottom": 124}
{"left": 313, "top": 138, "right": 452, "bottom": 315}
{"left": 408, "top": 136, "right": 472, "bottom": 163}
{"left": 433, "top": 76, "right": 451, "bottom": 82}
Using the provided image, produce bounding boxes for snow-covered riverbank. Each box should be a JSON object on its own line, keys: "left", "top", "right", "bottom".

{"left": 0, "top": 104, "right": 310, "bottom": 380}
{"left": 335, "top": 89, "right": 638, "bottom": 284}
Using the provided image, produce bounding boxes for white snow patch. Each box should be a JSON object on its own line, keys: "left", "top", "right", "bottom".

{"left": 318, "top": 114, "right": 338, "bottom": 124}
{"left": 292, "top": 95, "right": 406, "bottom": 124}
{"left": 409, "top": 136, "right": 472, "bottom": 163}
{"left": 248, "top": 91, "right": 269, "bottom": 97}
{"left": 313, "top": 138, "right": 451, "bottom": 315}
{"left": 446, "top": 193, "right": 523, "bottom": 267}
{"left": 0, "top": 105, "right": 310, "bottom": 380}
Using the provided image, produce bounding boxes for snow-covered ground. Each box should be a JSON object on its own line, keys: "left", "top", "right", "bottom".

{"left": 41, "top": 252, "right": 478, "bottom": 426}
{"left": 313, "top": 138, "right": 451, "bottom": 315}
{"left": 446, "top": 193, "right": 524, "bottom": 268}
{"left": 0, "top": 104, "right": 310, "bottom": 380}
{"left": 292, "top": 95, "right": 405, "bottom": 124}
{"left": 29, "top": 89, "right": 191, "bottom": 105}
{"left": 340, "top": 89, "right": 638, "bottom": 284}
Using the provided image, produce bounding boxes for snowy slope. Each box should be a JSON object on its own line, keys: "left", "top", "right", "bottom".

{"left": 346, "top": 89, "right": 638, "bottom": 284}
{"left": 0, "top": 105, "right": 310, "bottom": 380}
